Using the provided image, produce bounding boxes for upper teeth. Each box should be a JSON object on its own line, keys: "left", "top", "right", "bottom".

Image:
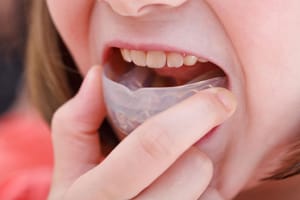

{"left": 120, "top": 49, "right": 208, "bottom": 69}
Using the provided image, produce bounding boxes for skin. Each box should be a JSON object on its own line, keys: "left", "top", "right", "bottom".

{"left": 47, "top": 0, "right": 300, "bottom": 199}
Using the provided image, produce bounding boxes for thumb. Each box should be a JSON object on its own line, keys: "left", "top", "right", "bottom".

{"left": 51, "top": 66, "right": 106, "bottom": 187}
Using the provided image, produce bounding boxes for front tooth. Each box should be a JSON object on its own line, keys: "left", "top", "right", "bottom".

{"left": 131, "top": 50, "right": 147, "bottom": 67}
{"left": 183, "top": 55, "right": 197, "bottom": 66}
{"left": 121, "top": 49, "right": 132, "bottom": 62}
{"left": 167, "top": 53, "right": 184, "bottom": 68}
{"left": 198, "top": 57, "right": 209, "bottom": 63}
{"left": 146, "top": 51, "right": 166, "bottom": 68}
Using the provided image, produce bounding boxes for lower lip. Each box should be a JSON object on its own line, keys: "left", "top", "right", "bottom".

{"left": 195, "top": 126, "right": 219, "bottom": 146}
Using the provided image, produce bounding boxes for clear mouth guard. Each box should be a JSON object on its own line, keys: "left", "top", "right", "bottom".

{"left": 102, "top": 64, "right": 227, "bottom": 135}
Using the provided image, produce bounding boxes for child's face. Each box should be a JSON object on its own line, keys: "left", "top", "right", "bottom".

{"left": 47, "top": 0, "right": 300, "bottom": 198}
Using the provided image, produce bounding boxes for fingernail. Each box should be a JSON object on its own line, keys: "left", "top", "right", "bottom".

{"left": 209, "top": 88, "right": 237, "bottom": 113}
{"left": 216, "top": 89, "right": 236, "bottom": 113}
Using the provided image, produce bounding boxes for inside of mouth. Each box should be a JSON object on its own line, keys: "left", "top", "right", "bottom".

{"left": 106, "top": 48, "right": 226, "bottom": 89}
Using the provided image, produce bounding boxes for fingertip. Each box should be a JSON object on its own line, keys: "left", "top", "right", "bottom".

{"left": 204, "top": 87, "right": 237, "bottom": 117}
{"left": 89, "top": 65, "right": 103, "bottom": 76}
{"left": 54, "top": 65, "right": 106, "bottom": 130}
{"left": 77, "top": 65, "right": 103, "bottom": 97}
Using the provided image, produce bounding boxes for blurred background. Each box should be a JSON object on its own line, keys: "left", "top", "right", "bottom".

{"left": 0, "top": 1, "right": 53, "bottom": 199}
{"left": 0, "top": 0, "right": 26, "bottom": 115}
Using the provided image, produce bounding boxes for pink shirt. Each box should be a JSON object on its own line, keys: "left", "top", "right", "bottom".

{"left": 0, "top": 112, "right": 53, "bottom": 200}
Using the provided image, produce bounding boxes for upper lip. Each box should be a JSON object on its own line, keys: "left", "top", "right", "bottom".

{"left": 93, "top": 0, "right": 238, "bottom": 84}
{"left": 101, "top": 40, "right": 231, "bottom": 80}
{"left": 102, "top": 41, "right": 229, "bottom": 86}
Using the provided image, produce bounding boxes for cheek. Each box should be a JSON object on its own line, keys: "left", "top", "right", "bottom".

{"left": 210, "top": 0, "right": 300, "bottom": 81}
{"left": 46, "top": 0, "right": 95, "bottom": 74}
{"left": 210, "top": 0, "right": 300, "bottom": 95}
{"left": 209, "top": 0, "right": 300, "bottom": 62}
{"left": 209, "top": 0, "right": 300, "bottom": 135}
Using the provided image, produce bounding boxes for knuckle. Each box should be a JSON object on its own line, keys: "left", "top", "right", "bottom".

{"left": 51, "top": 108, "right": 65, "bottom": 129}
{"left": 51, "top": 105, "right": 69, "bottom": 130}
{"left": 136, "top": 119, "right": 175, "bottom": 161}
{"left": 51, "top": 102, "right": 93, "bottom": 135}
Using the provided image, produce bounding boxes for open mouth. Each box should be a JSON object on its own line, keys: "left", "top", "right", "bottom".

{"left": 106, "top": 47, "right": 226, "bottom": 88}
{"left": 103, "top": 47, "right": 228, "bottom": 135}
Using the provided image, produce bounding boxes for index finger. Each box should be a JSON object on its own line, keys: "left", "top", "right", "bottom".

{"left": 68, "top": 88, "right": 236, "bottom": 200}
{"left": 51, "top": 66, "right": 106, "bottom": 187}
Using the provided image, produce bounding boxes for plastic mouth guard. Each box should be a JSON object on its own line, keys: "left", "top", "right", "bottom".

{"left": 102, "top": 64, "right": 226, "bottom": 135}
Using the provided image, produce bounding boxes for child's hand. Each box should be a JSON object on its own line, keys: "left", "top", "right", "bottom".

{"left": 48, "top": 66, "right": 236, "bottom": 200}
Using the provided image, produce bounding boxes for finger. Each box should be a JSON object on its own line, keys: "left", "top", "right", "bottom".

{"left": 51, "top": 66, "right": 106, "bottom": 186}
{"left": 66, "top": 88, "right": 237, "bottom": 200}
{"left": 198, "top": 188, "right": 225, "bottom": 200}
{"left": 135, "top": 147, "right": 213, "bottom": 200}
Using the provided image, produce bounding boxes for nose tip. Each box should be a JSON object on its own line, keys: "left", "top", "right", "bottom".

{"left": 104, "top": 0, "right": 187, "bottom": 16}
